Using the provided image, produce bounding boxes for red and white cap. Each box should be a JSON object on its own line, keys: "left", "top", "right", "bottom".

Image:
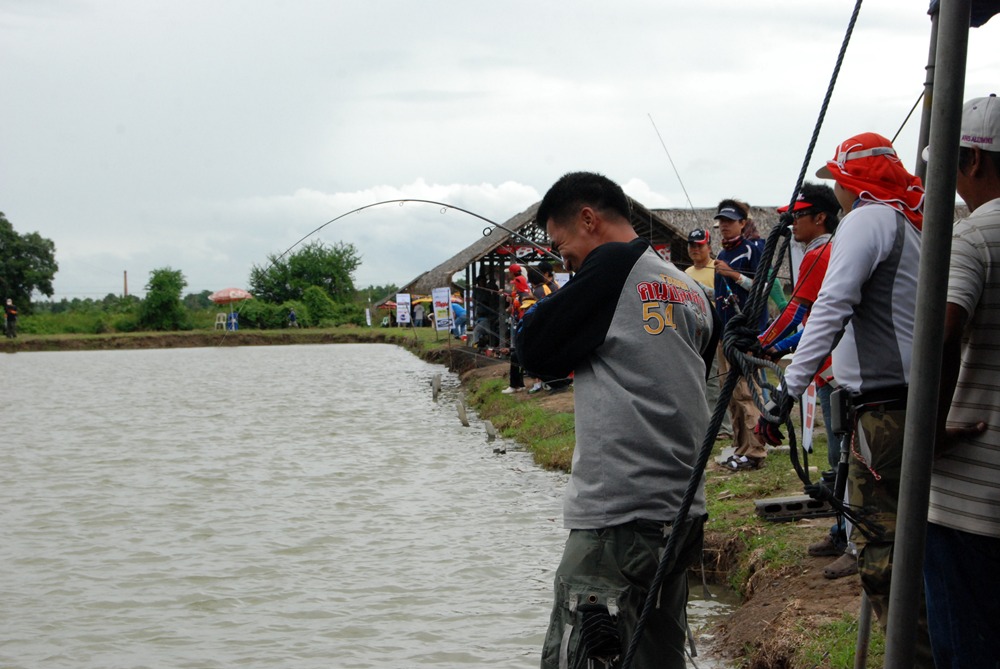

{"left": 777, "top": 194, "right": 814, "bottom": 213}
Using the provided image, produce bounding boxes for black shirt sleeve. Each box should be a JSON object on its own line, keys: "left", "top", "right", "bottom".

{"left": 516, "top": 239, "right": 648, "bottom": 378}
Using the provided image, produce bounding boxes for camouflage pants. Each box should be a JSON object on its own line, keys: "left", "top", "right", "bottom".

{"left": 848, "top": 407, "right": 934, "bottom": 669}
{"left": 540, "top": 517, "right": 704, "bottom": 669}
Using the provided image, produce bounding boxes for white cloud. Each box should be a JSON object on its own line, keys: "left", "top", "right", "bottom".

{"left": 1, "top": 0, "right": 998, "bottom": 299}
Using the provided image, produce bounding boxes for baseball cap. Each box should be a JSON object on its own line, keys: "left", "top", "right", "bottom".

{"left": 508, "top": 263, "right": 521, "bottom": 274}
{"left": 713, "top": 206, "right": 744, "bottom": 222}
{"left": 960, "top": 94, "right": 999, "bottom": 151}
{"left": 922, "top": 94, "right": 999, "bottom": 161}
{"left": 777, "top": 194, "right": 813, "bottom": 213}
{"left": 687, "top": 228, "right": 711, "bottom": 245}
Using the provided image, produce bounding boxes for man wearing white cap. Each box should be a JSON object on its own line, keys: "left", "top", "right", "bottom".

{"left": 925, "top": 93, "right": 1000, "bottom": 669}
{"left": 757, "top": 132, "right": 934, "bottom": 666}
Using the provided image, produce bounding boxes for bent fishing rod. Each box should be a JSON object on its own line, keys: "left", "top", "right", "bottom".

{"left": 274, "top": 198, "right": 561, "bottom": 265}
{"left": 217, "top": 198, "right": 562, "bottom": 337}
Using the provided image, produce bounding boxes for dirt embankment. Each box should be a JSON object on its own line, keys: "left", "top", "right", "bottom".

{"left": 1, "top": 330, "right": 418, "bottom": 352}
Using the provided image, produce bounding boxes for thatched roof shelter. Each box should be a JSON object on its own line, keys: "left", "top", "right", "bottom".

{"left": 394, "top": 197, "right": 692, "bottom": 299}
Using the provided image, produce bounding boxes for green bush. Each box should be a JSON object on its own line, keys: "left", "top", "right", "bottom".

{"left": 236, "top": 299, "right": 285, "bottom": 329}
{"left": 302, "top": 286, "right": 336, "bottom": 325}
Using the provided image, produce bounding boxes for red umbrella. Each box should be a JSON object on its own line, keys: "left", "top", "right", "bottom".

{"left": 209, "top": 288, "right": 253, "bottom": 317}
{"left": 209, "top": 287, "right": 253, "bottom": 305}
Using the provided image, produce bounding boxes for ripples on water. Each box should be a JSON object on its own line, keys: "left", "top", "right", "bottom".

{"left": 1, "top": 343, "right": 732, "bottom": 669}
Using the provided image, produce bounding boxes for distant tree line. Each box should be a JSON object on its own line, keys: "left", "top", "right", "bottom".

{"left": 7, "top": 222, "right": 398, "bottom": 334}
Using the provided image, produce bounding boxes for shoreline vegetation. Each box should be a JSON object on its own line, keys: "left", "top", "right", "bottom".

{"left": 3, "top": 326, "right": 882, "bottom": 668}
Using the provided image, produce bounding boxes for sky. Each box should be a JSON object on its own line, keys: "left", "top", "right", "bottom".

{"left": 1, "top": 1, "right": 998, "bottom": 300}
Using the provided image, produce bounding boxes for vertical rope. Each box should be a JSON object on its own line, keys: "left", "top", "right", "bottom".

{"left": 621, "top": 2, "right": 865, "bottom": 666}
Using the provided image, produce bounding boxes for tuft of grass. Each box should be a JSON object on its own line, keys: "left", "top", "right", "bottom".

{"left": 797, "top": 612, "right": 885, "bottom": 668}
{"left": 465, "top": 376, "right": 575, "bottom": 470}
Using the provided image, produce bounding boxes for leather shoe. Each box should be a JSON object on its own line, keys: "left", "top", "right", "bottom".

{"left": 808, "top": 533, "right": 845, "bottom": 557}
{"left": 823, "top": 552, "right": 859, "bottom": 580}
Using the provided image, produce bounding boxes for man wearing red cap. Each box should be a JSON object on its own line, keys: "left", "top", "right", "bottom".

{"left": 925, "top": 93, "right": 1000, "bottom": 669}
{"left": 501, "top": 263, "right": 533, "bottom": 393}
{"left": 757, "top": 183, "right": 855, "bottom": 578}
{"left": 757, "top": 132, "right": 933, "bottom": 666}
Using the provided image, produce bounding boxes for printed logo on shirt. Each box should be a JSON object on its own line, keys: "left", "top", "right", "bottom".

{"left": 635, "top": 276, "right": 707, "bottom": 310}
{"left": 636, "top": 276, "right": 707, "bottom": 335}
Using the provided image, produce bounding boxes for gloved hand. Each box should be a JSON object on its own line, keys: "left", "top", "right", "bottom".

{"left": 760, "top": 346, "right": 785, "bottom": 362}
{"left": 754, "top": 391, "right": 794, "bottom": 446}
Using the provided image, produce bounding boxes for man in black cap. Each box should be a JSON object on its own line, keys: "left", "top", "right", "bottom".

{"left": 685, "top": 228, "right": 733, "bottom": 439}
{"left": 713, "top": 200, "right": 766, "bottom": 470}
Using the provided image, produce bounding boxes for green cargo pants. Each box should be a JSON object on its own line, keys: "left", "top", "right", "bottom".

{"left": 540, "top": 516, "right": 704, "bottom": 669}
{"left": 849, "top": 407, "right": 934, "bottom": 669}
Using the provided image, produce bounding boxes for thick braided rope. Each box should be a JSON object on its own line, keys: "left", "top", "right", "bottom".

{"left": 620, "top": 2, "right": 865, "bottom": 666}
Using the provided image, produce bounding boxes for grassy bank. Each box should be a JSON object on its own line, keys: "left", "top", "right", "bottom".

{"left": 3, "top": 328, "right": 881, "bottom": 667}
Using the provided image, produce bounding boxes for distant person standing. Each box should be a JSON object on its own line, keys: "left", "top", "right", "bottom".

{"left": 413, "top": 302, "right": 425, "bottom": 328}
{"left": 684, "top": 228, "right": 733, "bottom": 439}
{"left": 450, "top": 299, "right": 467, "bottom": 339}
{"left": 288, "top": 308, "right": 299, "bottom": 328}
{"left": 4, "top": 299, "right": 17, "bottom": 338}
{"left": 713, "top": 199, "right": 766, "bottom": 470}
{"left": 502, "top": 263, "right": 533, "bottom": 394}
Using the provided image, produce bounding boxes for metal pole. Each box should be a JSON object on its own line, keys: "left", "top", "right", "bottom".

{"left": 914, "top": 9, "right": 939, "bottom": 183}
{"left": 883, "top": 1, "right": 970, "bottom": 667}
{"left": 854, "top": 592, "right": 873, "bottom": 669}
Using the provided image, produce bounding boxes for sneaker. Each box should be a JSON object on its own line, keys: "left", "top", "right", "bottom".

{"left": 501, "top": 386, "right": 524, "bottom": 395}
{"left": 722, "top": 454, "right": 763, "bottom": 471}
{"left": 823, "top": 552, "right": 859, "bottom": 580}
{"left": 527, "top": 382, "right": 544, "bottom": 394}
{"left": 808, "top": 533, "right": 846, "bottom": 557}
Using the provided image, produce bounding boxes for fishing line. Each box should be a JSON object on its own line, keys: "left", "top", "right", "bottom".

{"left": 891, "top": 90, "right": 925, "bottom": 144}
{"left": 648, "top": 113, "right": 698, "bottom": 217}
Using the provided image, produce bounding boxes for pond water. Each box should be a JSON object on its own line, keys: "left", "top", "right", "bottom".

{"left": 0, "top": 343, "right": 733, "bottom": 668}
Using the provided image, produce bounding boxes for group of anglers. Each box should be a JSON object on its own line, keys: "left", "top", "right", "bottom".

{"left": 514, "top": 93, "right": 999, "bottom": 669}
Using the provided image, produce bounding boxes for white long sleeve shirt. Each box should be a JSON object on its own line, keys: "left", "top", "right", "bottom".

{"left": 783, "top": 201, "right": 920, "bottom": 399}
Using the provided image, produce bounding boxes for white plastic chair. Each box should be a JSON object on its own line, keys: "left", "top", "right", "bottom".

{"left": 214, "top": 312, "right": 227, "bottom": 330}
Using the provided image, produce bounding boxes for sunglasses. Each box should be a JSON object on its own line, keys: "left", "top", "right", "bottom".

{"left": 791, "top": 209, "right": 818, "bottom": 220}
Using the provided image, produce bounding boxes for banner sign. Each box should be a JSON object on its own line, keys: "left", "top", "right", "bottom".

{"left": 396, "top": 293, "right": 411, "bottom": 325}
{"left": 432, "top": 287, "right": 452, "bottom": 332}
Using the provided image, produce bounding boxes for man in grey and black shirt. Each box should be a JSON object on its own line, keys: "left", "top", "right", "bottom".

{"left": 518, "top": 172, "right": 717, "bottom": 669}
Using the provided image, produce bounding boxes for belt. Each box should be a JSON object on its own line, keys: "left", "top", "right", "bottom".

{"left": 852, "top": 386, "right": 908, "bottom": 412}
